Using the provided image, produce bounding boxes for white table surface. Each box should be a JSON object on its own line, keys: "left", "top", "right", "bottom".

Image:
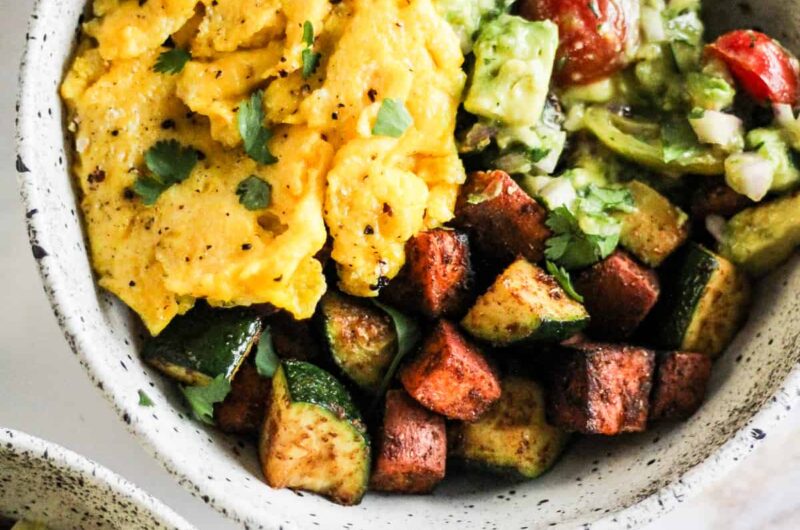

{"left": 1, "top": 2, "right": 798, "bottom": 529}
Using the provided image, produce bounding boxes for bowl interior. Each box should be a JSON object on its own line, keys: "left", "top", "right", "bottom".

{"left": 0, "top": 429, "right": 191, "bottom": 530}
{"left": 15, "top": 0, "right": 800, "bottom": 528}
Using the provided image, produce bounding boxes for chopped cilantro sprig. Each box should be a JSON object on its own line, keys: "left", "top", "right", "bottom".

{"left": 236, "top": 175, "right": 272, "bottom": 210}
{"left": 544, "top": 185, "right": 635, "bottom": 270}
{"left": 132, "top": 139, "right": 199, "bottom": 205}
{"left": 301, "top": 21, "right": 321, "bottom": 79}
{"left": 154, "top": 48, "right": 191, "bottom": 74}
{"left": 254, "top": 326, "right": 280, "bottom": 378}
{"left": 372, "top": 98, "right": 413, "bottom": 138}
{"left": 546, "top": 260, "right": 584, "bottom": 303}
{"left": 238, "top": 90, "right": 278, "bottom": 165}
{"left": 180, "top": 374, "right": 231, "bottom": 425}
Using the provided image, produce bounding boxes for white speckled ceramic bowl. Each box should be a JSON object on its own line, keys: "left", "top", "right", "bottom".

{"left": 15, "top": 1, "right": 800, "bottom": 529}
{"left": 0, "top": 428, "right": 193, "bottom": 529}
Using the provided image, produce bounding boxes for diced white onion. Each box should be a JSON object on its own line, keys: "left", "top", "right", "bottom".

{"left": 724, "top": 152, "right": 775, "bottom": 202}
{"left": 773, "top": 103, "right": 796, "bottom": 127}
{"left": 689, "top": 110, "right": 744, "bottom": 151}
{"left": 641, "top": 7, "right": 666, "bottom": 43}
{"left": 539, "top": 177, "right": 577, "bottom": 210}
{"left": 705, "top": 214, "right": 727, "bottom": 243}
{"left": 563, "top": 104, "right": 586, "bottom": 132}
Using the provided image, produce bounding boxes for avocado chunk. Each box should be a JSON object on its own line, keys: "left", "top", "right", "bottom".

{"left": 433, "top": 0, "right": 513, "bottom": 53}
{"left": 686, "top": 72, "right": 736, "bottom": 111}
{"left": 720, "top": 190, "right": 800, "bottom": 276}
{"left": 746, "top": 128, "right": 800, "bottom": 192}
{"left": 464, "top": 15, "right": 559, "bottom": 127}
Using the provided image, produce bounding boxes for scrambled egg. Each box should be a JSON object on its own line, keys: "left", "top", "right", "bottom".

{"left": 62, "top": 0, "right": 466, "bottom": 334}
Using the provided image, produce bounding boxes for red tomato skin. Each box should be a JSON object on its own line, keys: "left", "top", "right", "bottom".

{"left": 520, "top": 0, "right": 638, "bottom": 86}
{"left": 708, "top": 30, "right": 799, "bottom": 105}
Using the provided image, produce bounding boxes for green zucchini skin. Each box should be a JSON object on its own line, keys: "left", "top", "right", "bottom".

{"left": 318, "top": 291, "right": 397, "bottom": 393}
{"left": 142, "top": 305, "right": 261, "bottom": 385}
{"left": 282, "top": 361, "right": 366, "bottom": 427}
{"left": 654, "top": 243, "right": 750, "bottom": 357}
{"left": 461, "top": 259, "right": 589, "bottom": 346}
{"left": 449, "top": 377, "right": 569, "bottom": 479}
{"left": 260, "top": 361, "right": 370, "bottom": 505}
{"left": 534, "top": 318, "right": 591, "bottom": 343}
{"left": 657, "top": 244, "right": 718, "bottom": 349}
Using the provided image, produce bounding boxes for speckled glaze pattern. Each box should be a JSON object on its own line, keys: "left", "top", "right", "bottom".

{"left": 14, "top": 0, "right": 800, "bottom": 529}
{"left": 0, "top": 429, "right": 194, "bottom": 530}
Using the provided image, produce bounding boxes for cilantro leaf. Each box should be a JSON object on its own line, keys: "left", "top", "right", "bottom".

{"left": 372, "top": 99, "right": 413, "bottom": 138}
{"left": 236, "top": 175, "right": 272, "bottom": 210}
{"left": 180, "top": 374, "right": 231, "bottom": 425}
{"left": 302, "top": 48, "right": 321, "bottom": 79}
{"left": 301, "top": 21, "right": 321, "bottom": 79}
{"left": 302, "top": 21, "right": 315, "bottom": 47}
{"left": 132, "top": 174, "right": 169, "bottom": 206}
{"left": 154, "top": 48, "right": 191, "bottom": 75}
{"left": 132, "top": 140, "right": 199, "bottom": 205}
{"left": 546, "top": 260, "right": 584, "bottom": 303}
{"left": 370, "top": 300, "right": 421, "bottom": 409}
{"left": 238, "top": 90, "right": 278, "bottom": 165}
{"left": 579, "top": 185, "right": 635, "bottom": 215}
{"left": 145, "top": 139, "right": 198, "bottom": 184}
{"left": 545, "top": 205, "right": 619, "bottom": 270}
{"left": 254, "top": 326, "right": 280, "bottom": 378}
{"left": 662, "top": 116, "right": 704, "bottom": 164}
{"left": 138, "top": 389, "right": 154, "bottom": 407}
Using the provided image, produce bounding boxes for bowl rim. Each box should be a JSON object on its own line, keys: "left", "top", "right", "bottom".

{"left": 14, "top": 0, "right": 800, "bottom": 528}
{"left": 0, "top": 428, "right": 194, "bottom": 530}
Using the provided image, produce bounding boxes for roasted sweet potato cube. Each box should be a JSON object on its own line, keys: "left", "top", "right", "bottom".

{"left": 269, "top": 312, "right": 322, "bottom": 362}
{"left": 650, "top": 351, "right": 712, "bottom": 421}
{"left": 381, "top": 228, "right": 473, "bottom": 319}
{"left": 691, "top": 182, "right": 753, "bottom": 219}
{"left": 453, "top": 170, "right": 551, "bottom": 262}
{"left": 370, "top": 390, "right": 447, "bottom": 493}
{"left": 575, "top": 250, "right": 660, "bottom": 339}
{"left": 214, "top": 363, "right": 271, "bottom": 435}
{"left": 400, "top": 321, "right": 501, "bottom": 421}
{"left": 547, "top": 343, "right": 655, "bottom": 435}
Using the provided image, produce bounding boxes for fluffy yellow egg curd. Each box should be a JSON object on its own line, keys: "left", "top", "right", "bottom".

{"left": 61, "top": 0, "right": 466, "bottom": 335}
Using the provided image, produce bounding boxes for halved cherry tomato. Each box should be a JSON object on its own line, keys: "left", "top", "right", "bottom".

{"left": 707, "top": 30, "right": 799, "bottom": 105}
{"left": 520, "top": 0, "right": 639, "bottom": 86}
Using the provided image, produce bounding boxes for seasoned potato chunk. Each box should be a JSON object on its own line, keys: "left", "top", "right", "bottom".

{"left": 400, "top": 321, "right": 501, "bottom": 421}
{"left": 453, "top": 170, "right": 551, "bottom": 263}
{"left": 269, "top": 312, "right": 322, "bottom": 363}
{"left": 548, "top": 342, "right": 655, "bottom": 435}
{"left": 370, "top": 390, "right": 447, "bottom": 493}
{"left": 381, "top": 228, "right": 473, "bottom": 319}
{"left": 575, "top": 250, "right": 660, "bottom": 339}
{"left": 691, "top": 181, "right": 753, "bottom": 219}
{"left": 215, "top": 363, "right": 271, "bottom": 435}
{"left": 650, "top": 352, "right": 712, "bottom": 421}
